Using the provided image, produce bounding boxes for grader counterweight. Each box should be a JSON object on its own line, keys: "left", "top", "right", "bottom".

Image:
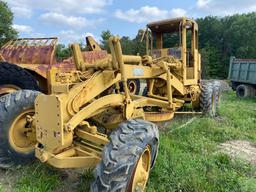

{"left": 0, "top": 17, "right": 220, "bottom": 191}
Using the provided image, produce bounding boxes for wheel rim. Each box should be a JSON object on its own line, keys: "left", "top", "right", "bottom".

{"left": 9, "top": 109, "right": 36, "bottom": 153}
{"left": 216, "top": 92, "right": 220, "bottom": 105}
{"left": 238, "top": 87, "right": 245, "bottom": 97}
{"left": 130, "top": 145, "right": 151, "bottom": 192}
{"left": 0, "top": 84, "right": 20, "bottom": 97}
{"left": 128, "top": 81, "right": 137, "bottom": 94}
{"left": 211, "top": 94, "right": 216, "bottom": 115}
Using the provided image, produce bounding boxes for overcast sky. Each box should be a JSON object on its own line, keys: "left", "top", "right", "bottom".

{"left": 5, "top": 0, "right": 256, "bottom": 44}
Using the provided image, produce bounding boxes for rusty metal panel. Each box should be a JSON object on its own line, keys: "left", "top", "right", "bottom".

{"left": 82, "top": 50, "right": 108, "bottom": 64}
{"left": 0, "top": 37, "right": 108, "bottom": 79}
{"left": 0, "top": 38, "right": 58, "bottom": 65}
{"left": 19, "top": 50, "right": 108, "bottom": 78}
{"left": 64, "top": 50, "right": 108, "bottom": 65}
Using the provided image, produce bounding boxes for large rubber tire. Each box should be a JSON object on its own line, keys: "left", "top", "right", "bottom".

{"left": 236, "top": 84, "right": 255, "bottom": 98}
{"left": 0, "top": 90, "right": 39, "bottom": 168}
{"left": 213, "top": 80, "right": 221, "bottom": 113}
{"left": 0, "top": 62, "right": 39, "bottom": 96}
{"left": 200, "top": 81, "right": 219, "bottom": 116}
{"left": 120, "top": 79, "right": 147, "bottom": 96}
{"left": 91, "top": 119, "right": 159, "bottom": 192}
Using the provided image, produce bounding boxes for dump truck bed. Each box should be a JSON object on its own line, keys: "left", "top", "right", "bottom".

{"left": 0, "top": 37, "right": 108, "bottom": 79}
{"left": 0, "top": 37, "right": 58, "bottom": 65}
{"left": 228, "top": 56, "right": 256, "bottom": 85}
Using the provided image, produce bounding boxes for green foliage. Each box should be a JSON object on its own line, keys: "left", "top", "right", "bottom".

{"left": 100, "top": 30, "right": 112, "bottom": 52}
{"left": 55, "top": 43, "right": 89, "bottom": 61}
{"left": 0, "top": 1, "right": 17, "bottom": 46}
{"left": 133, "top": 30, "right": 146, "bottom": 56}
{"left": 119, "top": 36, "right": 134, "bottom": 55}
{"left": 197, "top": 13, "right": 256, "bottom": 79}
{"left": 55, "top": 44, "right": 72, "bottom": 61}
{"left": 76, "top": 170, "right": 94, "bottom": 192}
{"left": 100, "top": 29, "right": 146, "bottom": 56}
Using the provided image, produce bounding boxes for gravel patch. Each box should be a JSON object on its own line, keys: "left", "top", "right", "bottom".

{"left": 219, "top": 140, "right": 256, "bottom": 164}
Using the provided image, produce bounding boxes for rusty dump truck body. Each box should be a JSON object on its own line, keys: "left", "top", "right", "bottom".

{"left": 0, "top": 38, "right": 60, "bottom": 78}
{"left": 0, "top": 37, "right": 108, "bottom": 93}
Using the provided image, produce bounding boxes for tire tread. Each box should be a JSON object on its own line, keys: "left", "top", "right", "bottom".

{"left": 0, "top": 90, "right": 40, "bottom": 168}
{"left": 91, "top": 119, "right": 159, "bottom": 192}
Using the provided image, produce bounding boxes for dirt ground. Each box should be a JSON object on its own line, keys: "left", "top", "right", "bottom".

{"left": 0, "top": 167, "right": 88, "bottom": 192}
{"left": 219, "top": 140, "right": 256, "bottom": 164}
{"left": 0, "top": 168, "right": 17, "bottom": 192}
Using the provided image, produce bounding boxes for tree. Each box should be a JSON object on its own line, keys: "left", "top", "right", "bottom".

{"left": 100, "top": 29, "right": 146, "bottom": 56}
{"left": 120, "top": 36, "right": 134, "bottom": 55}
{"left": 0, "top": 1, "right": 17, "bottom": 46}
{"left": 133, "top": 29, "right": 146, "bottom": 56}
{"left": 99, "top": 13, "right": 256, "bottom": 79}
{"left": 55, "top": 44, "right": 71, "bottom": 61}
{"left": 197, "top": 13, "right": 256, "bottom": 79}
{"left": 100, "top": 30, "right": 112, "bottom": 52}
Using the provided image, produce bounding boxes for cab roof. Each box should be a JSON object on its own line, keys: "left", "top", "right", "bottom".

{"left": 147, "top": 17, "right": 197, "bottom": 33}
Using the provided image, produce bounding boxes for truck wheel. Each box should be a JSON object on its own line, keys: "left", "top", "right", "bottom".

{"left": 0, "top": 90, "right": 39, "bottom": 168}
{"left": 200, "top": 81, "right": 218, "bottom": 116}
{"left": 91, "top": 119, "right": 159, "bottom": 192}
{"left": 120, "top": 79, "right": 147, "bottom": 96}
{"left": 236, "top": 84, "right": 255, "bottom": 98}
{"left": 213, "top": 80, "right": 221, "bottom": 113}
{"left": 0, "top": 62, "right": 39, "bottom": 97}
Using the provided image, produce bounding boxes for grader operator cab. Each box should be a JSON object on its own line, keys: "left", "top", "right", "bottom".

{"left": 0, "top": 17, "right": 220, "bottom": 192}
{"left": 146, "top": 17, "right": 200, "bottom": 84}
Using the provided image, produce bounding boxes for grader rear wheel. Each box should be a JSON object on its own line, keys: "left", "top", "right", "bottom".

{"left": 213, "top": 81, "right": 221, "bottom": 114}
{"left": 128, "top": 80, "right": 138, "bottom": 95}
{"left": 0, "top": 62, "right": 40, "bottom": 97}
{"left": 0, "top": 90, "right": 39, "bottom": 168}
{"left": 0, "top": 84, "right": 20, "bottom": 97}
{"left": 91, "top": 119, "right": 159, "bottom": 192}
{"left": 8, "top": 109, "right": 35, "bottom": 154}
{"left": 200, "top": 81, "right": 220, "bottom": 117}
{"left": 120, "top": 79, "right": 147, "bottom": 96}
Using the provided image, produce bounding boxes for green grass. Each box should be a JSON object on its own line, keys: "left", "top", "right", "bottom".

{"left": 13, "top": 163, "right": 60, "bottom": 192}
{"left": 147, "top": 92, "right": 256, "bottom": 192}
{"left": 76, "top": 170, "right": 95, "bottom": 192}
{"left": 0, "top": 91, "right": 255, "bottom": 192}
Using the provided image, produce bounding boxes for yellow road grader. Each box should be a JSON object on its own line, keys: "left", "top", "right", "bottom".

{"left": 0, "top": 17, "right": 220, "bottom": 191}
